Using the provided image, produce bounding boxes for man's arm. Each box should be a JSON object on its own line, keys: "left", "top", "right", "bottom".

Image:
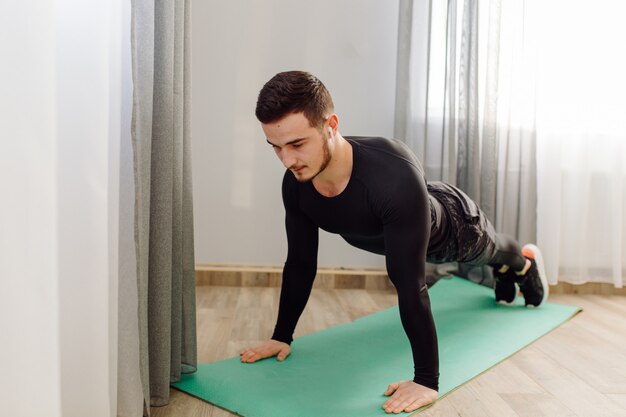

{"left": 271, "top": 195, "right": 319, "bottom": 344}
{"left": 378, "top": 173, "right": 439, "bottom": 413}
{"left": 381, "top": 174, "right": 439, "bottom": 391}
{"left": 271, "top": 172, "right": 319, "bottom": 344}
{"left": 241, "top": 174, "right": 318, "bottom": 363}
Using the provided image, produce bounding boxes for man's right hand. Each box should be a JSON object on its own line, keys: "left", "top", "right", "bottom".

{"left": 239, "top": 339, "right": 291, "bottom": 363}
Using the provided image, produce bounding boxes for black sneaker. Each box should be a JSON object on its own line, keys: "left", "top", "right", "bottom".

{"left": 493, "top": 267, "right": 518, "bottom": 305}
{"left": 517, "top": 244, "right": 549, "bottom": 307}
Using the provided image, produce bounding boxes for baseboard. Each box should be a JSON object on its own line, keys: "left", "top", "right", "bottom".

{"left": 195, "top": 264, "right": 626, "bottom": 295}
{"left": 195, "top": 264, "right": 394, "bottom": 290}
{"left": 550, "top": 281, "right": 626, "bottom": 296}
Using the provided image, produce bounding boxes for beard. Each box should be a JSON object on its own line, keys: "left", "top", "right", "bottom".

{"left": 294, "top": 133, "right": 332, "bottom": 183}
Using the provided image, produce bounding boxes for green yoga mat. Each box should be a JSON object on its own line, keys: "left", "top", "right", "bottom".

{"left": 173, "top": 276, "right": 581, "bottom": 417}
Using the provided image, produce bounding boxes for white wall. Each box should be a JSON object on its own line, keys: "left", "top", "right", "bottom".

{"left": 1, "top": 1, "right": 126, "bottom": 416}
{"left": 191, "top": 0, "right": 399, "bottom": 268}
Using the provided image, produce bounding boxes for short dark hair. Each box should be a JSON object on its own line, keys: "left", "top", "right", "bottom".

{"left": 255, "top": 71, "right": 334, "bottom": 129}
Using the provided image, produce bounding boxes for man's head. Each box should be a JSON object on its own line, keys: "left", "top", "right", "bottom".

{"left": 256, "top": 71, "right": 338, "bottom": 183}
{"left": 255, "top": 71, "right": 334, "bottom": 130}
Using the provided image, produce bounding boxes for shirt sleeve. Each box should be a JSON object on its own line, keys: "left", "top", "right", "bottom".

{"left": 379, "top": 170, "right": 440, "bottom": 391}
{"left": 271, "top": 173, "right": 319, "bottom": 344}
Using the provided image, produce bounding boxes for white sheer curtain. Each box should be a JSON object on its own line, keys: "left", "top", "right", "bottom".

{"left": 0, "top": 1, "right": 128, "bottom": 416}
{"left": 396, "top": 0, "right": 538, "bottom": 287}
{"left": 398, "top": 0, "right": 626, "bottom": 287}
{"left": 535, "top": 0, "right": 626, "bottom": 287}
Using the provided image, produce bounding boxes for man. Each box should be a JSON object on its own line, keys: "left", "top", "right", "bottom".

{"left": 239, "top": 71, "right": 549, "bottom": 414}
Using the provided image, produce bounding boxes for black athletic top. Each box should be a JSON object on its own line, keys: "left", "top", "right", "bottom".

{"left": 271, "top": 136, "right": 440, "bottom": 391}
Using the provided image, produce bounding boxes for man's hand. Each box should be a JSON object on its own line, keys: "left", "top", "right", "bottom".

{"left": 239, "top": 339, "right": 291, "bottom": 363}
{"left": 382, "top": 380, "right": 438, "bottom": 414}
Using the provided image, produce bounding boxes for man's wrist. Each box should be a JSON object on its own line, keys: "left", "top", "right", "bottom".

{"left": 412, "top": 375, "right": 439, "bottom": 391}
{"left": 270, "top": 333, "right": 293, "bottom": 345}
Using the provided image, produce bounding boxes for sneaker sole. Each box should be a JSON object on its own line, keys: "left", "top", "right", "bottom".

{"left": 522, "top": 243, "right": 549, "bottom": 307}
{"left": 496, "top": 283, "right": 519, "bottom": 306}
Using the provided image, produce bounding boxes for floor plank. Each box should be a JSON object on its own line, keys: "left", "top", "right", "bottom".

{"left": 152, "top": 288, "right": 626, "bottom": 417}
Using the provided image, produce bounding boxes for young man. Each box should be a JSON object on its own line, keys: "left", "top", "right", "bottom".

{"left": 240, "top": 71, "right": 549, "bottom": 414}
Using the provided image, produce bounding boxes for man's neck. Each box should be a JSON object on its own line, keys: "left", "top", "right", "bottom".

{"left": 312, "top": 134, "right": 353, "bottom": 198}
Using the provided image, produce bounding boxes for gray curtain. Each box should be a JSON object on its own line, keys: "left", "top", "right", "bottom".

{"left": 395, "top": 0, "right": 537, "bottom": 285}
{"left": 122, "top": 0, "right": 197, "bottom": 413}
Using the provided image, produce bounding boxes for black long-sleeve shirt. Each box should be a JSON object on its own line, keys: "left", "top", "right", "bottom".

{"left": 271, "top": 136, "right": 440, "bottom": 391}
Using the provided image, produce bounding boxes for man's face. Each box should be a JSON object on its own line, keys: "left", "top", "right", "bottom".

{"left": 262, "top": 112, "right": 331, "bottom": 183}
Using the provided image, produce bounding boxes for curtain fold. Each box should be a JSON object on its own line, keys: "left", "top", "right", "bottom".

{"left": 130, "top": 0, "right": 197, "bottom": 411}
{"left": 118, "top": 0, "right": 143, "bottom": 413}
{"left": 396, "top": 0, "right": 538, "bottom": 284}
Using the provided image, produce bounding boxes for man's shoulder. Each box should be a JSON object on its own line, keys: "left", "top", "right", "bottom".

{"left": 345, "top": 136, "right": 405, "bottom": 153}
{"left": 346, "top": 136, "right": 420, "bottom": 167}
{"left": 346, "top": 136, "right": 423, "bottom": 177}
{"left": 345, "top": 137, "right": 428, "bottom": 217}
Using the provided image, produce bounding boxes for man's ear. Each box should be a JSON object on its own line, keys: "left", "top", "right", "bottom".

{"left": 326, "top": 113, "right": 339, "bottom": 138}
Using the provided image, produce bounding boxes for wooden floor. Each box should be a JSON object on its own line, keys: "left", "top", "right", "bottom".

{"left": 152, "top": 285, "right": 626, "bottom": 417}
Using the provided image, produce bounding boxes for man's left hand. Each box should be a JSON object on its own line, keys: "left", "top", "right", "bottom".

{"left": 382, "top": 380, "right": 438, "bottom": 414}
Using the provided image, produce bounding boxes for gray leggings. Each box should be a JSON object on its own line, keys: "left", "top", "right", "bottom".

{"left": 426, "top": 182, "right": 527, "bottom": 272}
{"left": 489, "top": 233, "right": 527, "bottom": 271}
